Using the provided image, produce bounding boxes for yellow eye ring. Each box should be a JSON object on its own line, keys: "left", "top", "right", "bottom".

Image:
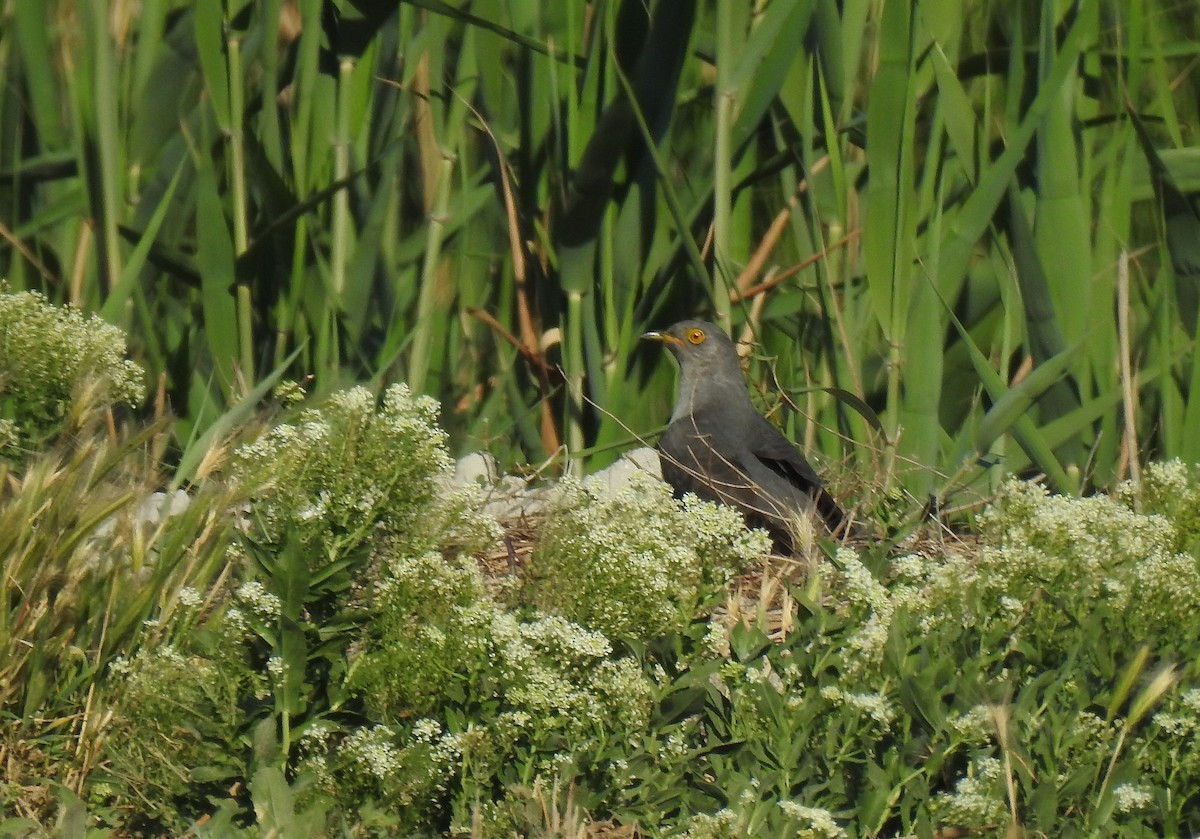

{"left": 686, "top": 328, "right": 706, "bottom": 345}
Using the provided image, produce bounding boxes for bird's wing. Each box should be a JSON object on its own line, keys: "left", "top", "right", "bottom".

{"left": 659, "top": 415, "right": 847, "bottom": 542}
{"left": 742, "top": 416, "right": 847, "bottom": 533}
{"left": 660, "top": 419, "right": 799, "bottom": 548}
{"left": 659, "top": 421, "right": 751, "bottom": 498}
{"left": 743, "top": 415, "right": 823, "bottom": 491}
{"left": 660, "top": 420, "right": 789, "bottom": 515}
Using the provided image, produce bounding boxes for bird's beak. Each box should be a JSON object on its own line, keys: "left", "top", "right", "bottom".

{"left": 641, "top": 330, "right": 684, "bottom": 346}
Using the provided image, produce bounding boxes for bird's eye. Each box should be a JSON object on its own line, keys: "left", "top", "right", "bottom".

{"left": 686, "top": 328, "right": 706, "bottom": 345}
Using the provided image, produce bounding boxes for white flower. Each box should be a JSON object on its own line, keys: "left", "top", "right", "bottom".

{"left": 948, "top": 705, "right": 995, "bottom": 742}
{"left": 838, "top": 548, "right": 890, "bottom": 613}
{"left": 778, "top": 801, "right": 847, "bottom": 838}
{"left": 343, "top": 725, "right": 401, "bottom": 780}
{"left": 235, "top": 580, "right": 283, "bottom": 618}
{"left": 932, "top": 769, "right": 1006, "bottom": 824}
{"left": 820, "top": 686, "right": 895, "bottom": 727}
{"left": 410, "top": 718, "right": 442, "bottom": 742}
{"left": 1112, "top": 783, "right": 1153, "bottom": 813}
{"left": 178, "top": 587, "right": 204, "bottom": 608}
{"left": 890, "top": 553, "right": 928, "bottom": 580}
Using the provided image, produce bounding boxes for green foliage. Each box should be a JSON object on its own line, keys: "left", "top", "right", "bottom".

{"left": 611, "top": 480, "right": 1200, "bottom": 837}
{"left": 229, "top": 383, "right": 494, "bottom": 558}
{"left": 3, "top": 0, "right": 1198, "bottom": 492}
{"left": 97, "top": 618, "right": 260, "bottom": 824}
{"left": 0, "top": 288, "right": 145, "bottom": 446}
{"left": 530, "top": 473, "right": 771, "bottom": 640}
{"left": 15, "top": 351, "right": 1200, "bottom": 836}
{"left": 342, "top": 549, "right": 655, "bottom": 833}
{"left": 97, "top": 529, "right": 369, "bottom": 834}
{"left": 0, "top": 433, "right": 238, "bottom": 720}
{"left": 92, "top": 383, "right": 502, "bottom": 833}
{"left": 7, "top": 60, "right": 1200, "bottom": 827}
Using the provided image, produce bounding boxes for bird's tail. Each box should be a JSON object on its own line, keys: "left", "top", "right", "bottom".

{"left": 815, "top": 488, "right": 849, "bottom": 536}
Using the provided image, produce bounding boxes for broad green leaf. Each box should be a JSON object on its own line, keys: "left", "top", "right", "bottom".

{"left": 101, "top": 161, "right": 186, "bottom": 322}
{"left": 975, "top": 345, "right": 1080, "bottom": 455}
{"left": 193, "top": 162, "right": 241, "bottom": 389}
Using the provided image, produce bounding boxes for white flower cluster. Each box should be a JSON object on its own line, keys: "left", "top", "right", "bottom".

{"left": 818, "top": 686, "right": 896, "bottom": 727}
{"left": 411, "top": 718, "right": 442, "bottom": 742}
{"left": 342, "top": 725, "right": 403, "bottom": 781}
{"left": 889, "top": 553, "right": 929, "bottom": 580}
{"left": 376, "top": 552, "right": 487, "bottom": 631}
{"left": 1131, "top": 458, "right": 1193, "bottom": 499}
{"left": 427, "top": 729, "right": 466, "bottom": 776}
{"left": 380, "top": 384, "right": 449, "bottom": 453}
{"left": 177, "top": 587, "right": 204, "bottom": 608}
{"left": 0, "top": 287, "right": 146, "bottom": 412}
{"left": 680, "top": 491, "right": 774, "bottom": 566}
{"left": 820, "top": 549, "right": 946, "bottom": 670}
{"left": 521, "top": 613, "right": 613, "bottom": 661}
{"left": 296, "top": 722, "right": 334, "bottom": 784}
{"left": 1116, "top": 460, "right": 1200, "bottom": 548}
{"left": 366, "top": 548, "right": 656, "bottom": 770}
{"left": 946, "top": 705, "right": 994, "bottom": 743}
{"left": 229, "top": 383, "right": 468, "bottom": 558}
{"left": 110, "top": 643, "right": 221, "bottom": 708}
{"left": 874, "top": 478, "right": 1200, "bottom": 654}
{"left": 532, "top": 472, "right": 768, "bottom": 640}
{"left": 676, "top": 808, "right": 744, "bottom": 838}
{"left": 839, "top": 548, "right": 889, "bottom": 612}
{"left": 319, "top": 715, "right": 475, "bottom": 805}
{"left": 1069, "top": 711, "right": 1115, "bottom": 747}
{"left": 474, "top": 606, "right": 652, "bottom": 730}
{"left": 1111, "top": 783, "right": 1153, "bottom": 813}
{"left": 777, "top": 801, "right": 847, "bottom": 838}
{"left": 982, "top": 479, "right": 1174, "bottom": 562}
{"left": 658, "top": 730, "right": 691, "bottom": 761}
{"left": 702, "top": 621, "right": 730, "bottom": 658}
{"left": 235, "top": 580, "right": 283, "bottom": 619}
{"left": 930, "top": 763, "right": 1007, "bottom": 825}
{"left": 1152, "top": 688, "right": 1200, "bottom": 736}
{"left": 221, "top": 606, "right": 250, "bottom": 639}
{"left": 981, "top": 480, "right": 1200, "bottom": 643}
{"left": 831, "top": 548, "right": 897, "bottom": 667}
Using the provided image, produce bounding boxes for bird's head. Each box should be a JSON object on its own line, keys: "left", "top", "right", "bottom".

{"left": 641, "top": 320, "right": 739, "bottom": 369}
{"left": 642, "top": 320, "right": 751, "bottom": 420}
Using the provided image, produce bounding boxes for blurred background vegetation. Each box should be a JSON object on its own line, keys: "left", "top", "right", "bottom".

{"left": 1, "top": 0, "right": 1199, "bottom": 502}
{"left": 6, "top": 2, "right": 1200, "bottom": 832}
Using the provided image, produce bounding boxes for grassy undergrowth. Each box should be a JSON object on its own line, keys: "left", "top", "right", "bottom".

{"left": 5, "top": 298, "right": 1200, "bottom": 838}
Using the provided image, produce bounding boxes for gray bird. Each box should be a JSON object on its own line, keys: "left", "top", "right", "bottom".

{"left": 642, "top": 320, "right": 847, "bottom": 550}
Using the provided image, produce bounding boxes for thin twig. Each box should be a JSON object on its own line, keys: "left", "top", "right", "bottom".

{"left": 1117, "top": 249, "right": 1140, "bottom": 493}
{"left": 731, "top": 230, "right": 860, "bottom": 303}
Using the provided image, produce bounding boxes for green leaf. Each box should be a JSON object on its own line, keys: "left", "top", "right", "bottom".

{"left": 193, "top": 161, "right": 241, "bottom": 389}
{"left": 192, "top": 1, "right": 231, "bottom": 126}
{"left": 936, "top": 280, "right": 1074, "bottom": 491}
{"left": 171, "top": 343, "right": 304, "bottom": 487}
{"left": 101, "top": 160, "right": 186, "bottom": 322}
{"left": 249, "top": 766, "right": 296, "bottom": 834}
{"left": 975, "top": 345, "right": 1080, "bottom": 456}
